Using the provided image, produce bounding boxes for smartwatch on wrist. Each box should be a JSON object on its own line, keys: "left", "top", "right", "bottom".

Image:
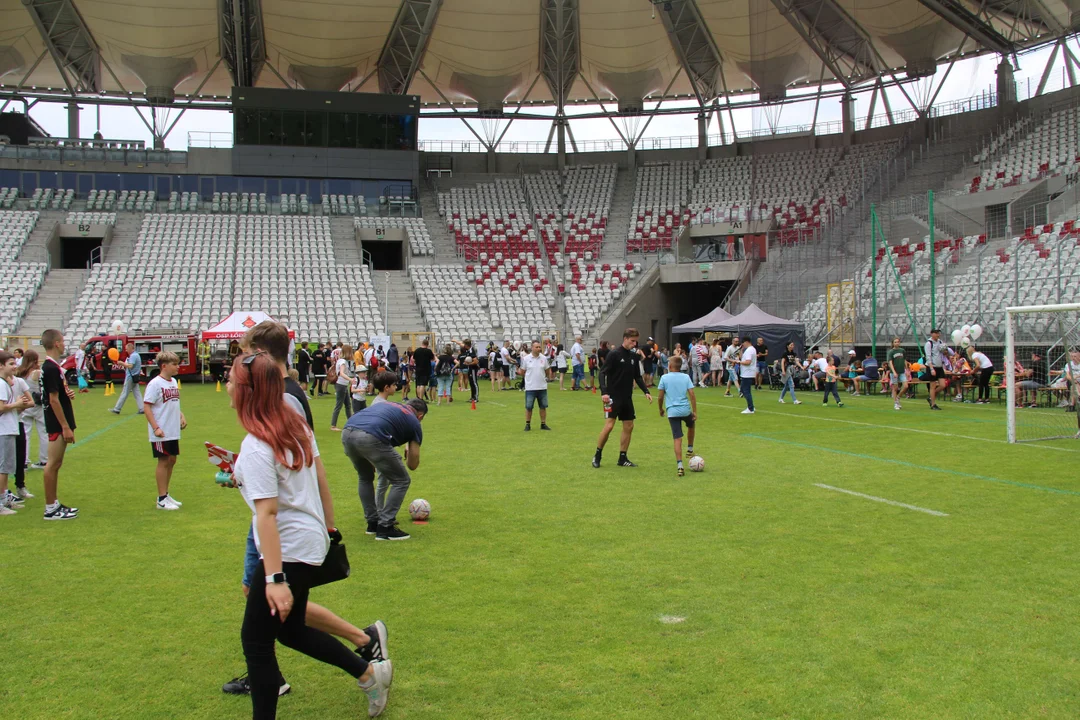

{"left": 266, "top": 572, "right": 287, "bottom": 585}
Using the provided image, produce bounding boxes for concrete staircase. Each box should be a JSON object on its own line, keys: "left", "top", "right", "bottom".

{"left": 329, "top": 217, "right": 362, "bottom": 264}
{"left": 373, "top": 270, "right": 427, "bottom": 334}
{"left": 104, "top": 212, "right": 144, "bottom": 263}
{"left": 16, "top": 268, "right": 88, "bottom": 341}
{"left": 601, "top": 167, "right": 635, "bottom": 264}
{"left": 418, "top": 186, "right": 458, "bottom": 260}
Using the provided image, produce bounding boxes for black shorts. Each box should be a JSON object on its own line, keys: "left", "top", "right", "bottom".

{"left": 297, "top": 369, "right": 309, "bottom": 383}
{"left": 559, "top": 367, "right": 568, "bottom": 374}
{"left": 415, "top": 374, "right": 430, "bottom": 388}
{"left": 643, "top": 361, "right": 655, "bottom": 374}
{"left": 152, "top": 440, "right": 180, "bottom": 459}
{"left": 605, "top": 397, "right": 635, "bottom": 421}
{"left": 930, "top": 366, "right": 945, "bottom": 381}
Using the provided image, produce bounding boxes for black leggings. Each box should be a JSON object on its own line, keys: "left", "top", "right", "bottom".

{"left": 243, "top": 560, "right": 368, "bottom": 719}
{"left": 14, "top": 423, "right": 25, "bottom": 489}
{"left": 977, "top": 368, "right": 993, "bottom": 400}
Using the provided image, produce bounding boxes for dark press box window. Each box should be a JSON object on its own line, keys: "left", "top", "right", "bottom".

{"left": 234, "top": 109, "right": 417, "bottom": 151}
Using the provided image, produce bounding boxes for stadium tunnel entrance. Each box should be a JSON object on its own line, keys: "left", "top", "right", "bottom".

{"left": 357, "top": 226, "right": 406, "bottom": 270}
{"left": 55, "top": 223, "right": 108, "bottom": 269}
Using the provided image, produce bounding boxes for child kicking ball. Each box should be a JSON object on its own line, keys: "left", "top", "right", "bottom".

{"left": 144, "top": 352, "right": 186, "bottom": 510}
{"left": 656, "top": 355, "right": 697, "bottom": 476}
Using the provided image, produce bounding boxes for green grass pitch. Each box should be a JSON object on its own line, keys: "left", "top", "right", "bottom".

{"left": 3, "top": 380, "right": 1080, "bottom": 719}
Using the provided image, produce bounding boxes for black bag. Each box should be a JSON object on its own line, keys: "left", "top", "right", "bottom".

{"left": 309, "top": 541, "right": 350, "bottom": 588}
{"left": 436, "top": 358, "right": 454, "bottom": 377}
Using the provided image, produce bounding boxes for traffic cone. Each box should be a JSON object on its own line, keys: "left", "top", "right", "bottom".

{"left": 216, "top": 381, "right": 221, "bottom": 393}
{"left": 592, "top": 384, "right": 597, "bottom": 394}
{"left": 176, "top": 379, "right": 182, "bottom": 390}
{"left": 471, "top": 399, "right": 476, "bottom": 411}
{"left": 104, "top": 382, "right": 112, "bottom": 397}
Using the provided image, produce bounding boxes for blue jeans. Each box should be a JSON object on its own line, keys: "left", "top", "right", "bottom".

{"left": 571, "top": 364, "right": 585, "bottom": 387}
{"left": 740, "top": 377, "right": 755, "bottom": 411}
{"left": 242, "top": 525, "right": 259, "bottom": 587}
{"left": 780, "top": 376, "right": 797, "bottom": 401}
{"left": 437, "top": 375, "right": 453, "bottom": 397}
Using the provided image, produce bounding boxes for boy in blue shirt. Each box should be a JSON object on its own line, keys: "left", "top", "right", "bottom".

{"left": 656, "top": 355, "right": 698, "bottom": 477}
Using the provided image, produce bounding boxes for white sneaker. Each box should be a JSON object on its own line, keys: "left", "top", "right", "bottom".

{"left": 4, "top": 491, "right": 24, "bottom": 509}
{"left": 166, "top": 494, "right": 182, "bottom": 507}
{"left": 16, "top": 487, "right": 34, "bottom": 499}
{"left": 29, "top": 462, "right": 46, "bottom": 470}
{"left": 778, "top": 398, "right": 785, "bottom": 403}
{"left": 741, "top": 409, "right": 755, "bottom": 414}
{"left": 360, "top": 659, "right": 393, "bottom": 717}
{"left": 157, "top": 497, "right": 180, "bottom": 511}
{"left": 0, "top": 505, "right": 16, "bottom": 515}
{"left": 894, "top": 403, "right": 902, "bottom": 410}
{"left": 793, "top": 400, "right": 802, "bottom": 405}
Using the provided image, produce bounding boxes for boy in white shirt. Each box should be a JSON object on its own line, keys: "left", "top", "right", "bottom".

{"left": 0, "top": 350, "right": 33, "bottom": 515}
{"left": 143, "top": 351, "right": 187, "bottom": 510}
{"left": 351, "top": 368, "right": 369, "bottom": 415}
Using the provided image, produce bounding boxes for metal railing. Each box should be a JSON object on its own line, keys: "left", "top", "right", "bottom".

{"left": 187, "top": 131, "right": 234, "bottom": 149}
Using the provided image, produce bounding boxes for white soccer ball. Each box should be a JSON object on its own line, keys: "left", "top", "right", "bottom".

{"left": 688, "top": 455, "right": 705, "bottom": 472}
{"left": 408, "top": 498, "right": 431, "bottom": 521}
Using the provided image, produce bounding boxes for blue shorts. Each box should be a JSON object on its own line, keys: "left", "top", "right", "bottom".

{"left": 756, "top": 361, "right": 767, "bottom": 373}
{"left": 668, "top": 415, "right": 695, "bottom": 439}
{"left": 242, "top": 525, "right": 259, "bottom": 588}
{"left": 894, "top": 372, "right": 907, "bottom": 384}
{"left": 525, "top": 389, "right": 549, "bottom": 411}
{"left": 572, "top": 364, "right": 585, "bottom": 381}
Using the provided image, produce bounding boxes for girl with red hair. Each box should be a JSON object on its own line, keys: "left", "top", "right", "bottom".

{"left": 228, "top": 352, "right": 392, "bottom": 719}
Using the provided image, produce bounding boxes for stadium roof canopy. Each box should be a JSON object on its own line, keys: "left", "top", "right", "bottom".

{"left": 0, "top": 0, "right": 1073, "bottom": 111}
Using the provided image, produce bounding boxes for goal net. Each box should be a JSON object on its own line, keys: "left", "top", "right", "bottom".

{"left": 1006, "top": 303, "right": 1080, "bottom": 443}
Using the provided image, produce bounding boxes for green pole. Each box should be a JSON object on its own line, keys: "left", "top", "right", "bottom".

{"left": 870, "top": 204, "right": 878, "bottom": 358}
{"left": 928, "top": 189, "right": 935, "bottom": 331}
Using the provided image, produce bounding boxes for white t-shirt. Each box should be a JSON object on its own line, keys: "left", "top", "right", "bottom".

{"left": 811, "top": 357, "right": 829, "bottom": 373}
{"left": 287, "top": 339, "right": 295, "bottom": 369}
{"left": 570, "top": 343, "right": 585, "bottom": 366}
{"left": 500, "top": 347, "right": 512, "bottom": 367}
{"left": 335, "top": 358, "right": 351, "bottom": 386}
{"left": 521, "top": 354, "right": 549, "bottom": 391}
{"left": 556, "top": 350, "right": 569, "bottom": 369}
{"left": 144, "top": 375, "right": 181, "bottom": 441}
{"left": 739, "top": 346, "right": 758, "bottom": 378}
{"left": 971, "top": 351, "right": 993, "bottom": 370}
{"left": 723, "top": 344, "right": 739, "bottom": 364}
{"left": 0, "top": 379, "right": 19, "bottom": 436}
{"left": 75, "top": 348, "right": 86, "bottom": 372}
{"left": 235, "top": 430, "right": 328, "bottom": 566}
{"left": 352, "top": 376, "right": 368, "bottom": 401}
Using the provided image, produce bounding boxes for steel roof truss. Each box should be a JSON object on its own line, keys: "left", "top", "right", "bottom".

{"left": 377, "top": 0, "right": 443, "bottom": 95}
{"left": 23, "top": 0, "right": 101, "bottom": 93}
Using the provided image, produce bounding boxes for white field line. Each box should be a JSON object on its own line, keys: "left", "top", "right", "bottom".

{"left": 813, "top": 484, "right": 949, "bottom": 517}
{"left": 697, "top": 402, "right": 1080, "bottom": 453}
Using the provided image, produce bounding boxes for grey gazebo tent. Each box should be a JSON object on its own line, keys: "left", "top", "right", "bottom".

{"left": 705, "top": 304, "right": 806, "bottom": 358}
{"left": 672, "top": 307, "right": 734, "bottom": 335}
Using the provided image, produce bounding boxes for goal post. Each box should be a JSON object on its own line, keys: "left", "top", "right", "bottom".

{"left": 1006, "top": 303, "right": 1080, "bottom": 443}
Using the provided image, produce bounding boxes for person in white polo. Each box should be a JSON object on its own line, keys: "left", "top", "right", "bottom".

{"left": 738, "top": 337, "right": 757, "bottom": 414}
{"left": 518, "top": 340, "right": 552, "bottom": 431}
{"left": 570, "top": 335, "right": 586, "bottom": 391}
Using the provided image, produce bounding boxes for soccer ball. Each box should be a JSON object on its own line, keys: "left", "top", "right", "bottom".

{"left": 408, "top": 498, "right": 431, "bottom": 521}
{"left": 688, "top": 456, "right": 705, "bottom": 472}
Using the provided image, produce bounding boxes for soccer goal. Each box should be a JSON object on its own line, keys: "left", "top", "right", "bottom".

{"left": 1006, "top": 303, "right": 1080, "bottom": 443}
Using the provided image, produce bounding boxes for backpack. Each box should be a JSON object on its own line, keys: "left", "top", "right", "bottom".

{"left": 436, "top": 357, "right": 455, "bottom": 377}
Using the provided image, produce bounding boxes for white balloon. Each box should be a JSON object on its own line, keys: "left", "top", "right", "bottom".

{"left": 951, "top": 329, "right": 964, "bottom": 345}
{"left": 961, "top": 337, "right": 971, "bottom": 347}
{"left": 971, "top": 323, "right": 983, "bottom": 340}
{"left": 961, "top": 324, "right": 971, "bottom": 335}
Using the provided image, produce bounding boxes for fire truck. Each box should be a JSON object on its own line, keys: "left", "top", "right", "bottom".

{"left": 81, "top": 329, "right": 199, "bottom": 380}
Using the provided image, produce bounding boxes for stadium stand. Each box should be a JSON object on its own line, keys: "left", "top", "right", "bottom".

{"left": 562, "top": 164, "right": 616, "bottom": 259}
{"left": 0, "top": 187, "right": 19, "bottom": 209}
{"left": 235, "top": 216, "right": 383, "bottom": 342}
{"left": 354, "top": 217, "right": 433, "bottom": 256}
{"left": 325, "top": 194, "right": 368, "bottom": 216}
{"left": 28, "top": 188, "right": 74, "bottom": 210}
{"left": 467, "top": 252, "right": 556, "bottom": 340}
{"left": 437, "top": 178, "right": 538, "bottom": 261}
{"left": 167, "top": 192, "right": 200, "bottom": 212}
{"left": 409, "top": 265, "right": 496, "bottom": 341}
{"left": 558, "top": 255, "right": 641, "bottom": 336}
{"left": 0, "top": 210, "right": 47, "bottom": 335}
{"left": 66, "top": 214, "right": 236, "bottom": 344}
{"left": 628, "top": 161, "right": 695, "bottom": 252}
{"left": 66, "top": 212, "right": 117, "bottom": 226}
{"left": 969, "top": 106, "right": 1076, "bottom": 192}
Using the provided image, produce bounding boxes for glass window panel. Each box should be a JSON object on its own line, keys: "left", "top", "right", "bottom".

{"left": 304, "top": 111, "right": 326, "bottom": 147}
{"left": 281, "top": 111, "right": 305, "bottom": 146}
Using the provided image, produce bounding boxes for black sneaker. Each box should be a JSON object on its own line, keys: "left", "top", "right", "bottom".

{"left": 357, "top": 620, "right": 389, "bottom": 662}
{"left": 591, "top": 454, "right": 601, "bottom": 468}
{"left": 524, "top": 424, "right": 531, "bottom": 431}
{"left": 108, "top": 408, "right": 120, "bottom": 414}
{"left": 540, "top": 424, "right": 551, "bottom": 431}
{"left": 376, "top": 524, "right": 410, "bottom": 541}
{"left": 221, "top": 673, "right": 290, "bottom": 696}
{"left": 366, "top": 521, "right": 378, "bottom": 535}
{"left": 617, "top": 457, "right": 637, "bottom": 467}
{"left": 44, "top": 504, "right": 78, "bottom": 520}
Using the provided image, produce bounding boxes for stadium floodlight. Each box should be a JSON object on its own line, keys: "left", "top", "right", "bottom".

{"left": 1005, "top": 303, "right": 1080, "bottom": 443}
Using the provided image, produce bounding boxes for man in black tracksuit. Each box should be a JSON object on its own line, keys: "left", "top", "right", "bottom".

{"left": 593, "top": 327, "right": 652, "bottom": 468}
